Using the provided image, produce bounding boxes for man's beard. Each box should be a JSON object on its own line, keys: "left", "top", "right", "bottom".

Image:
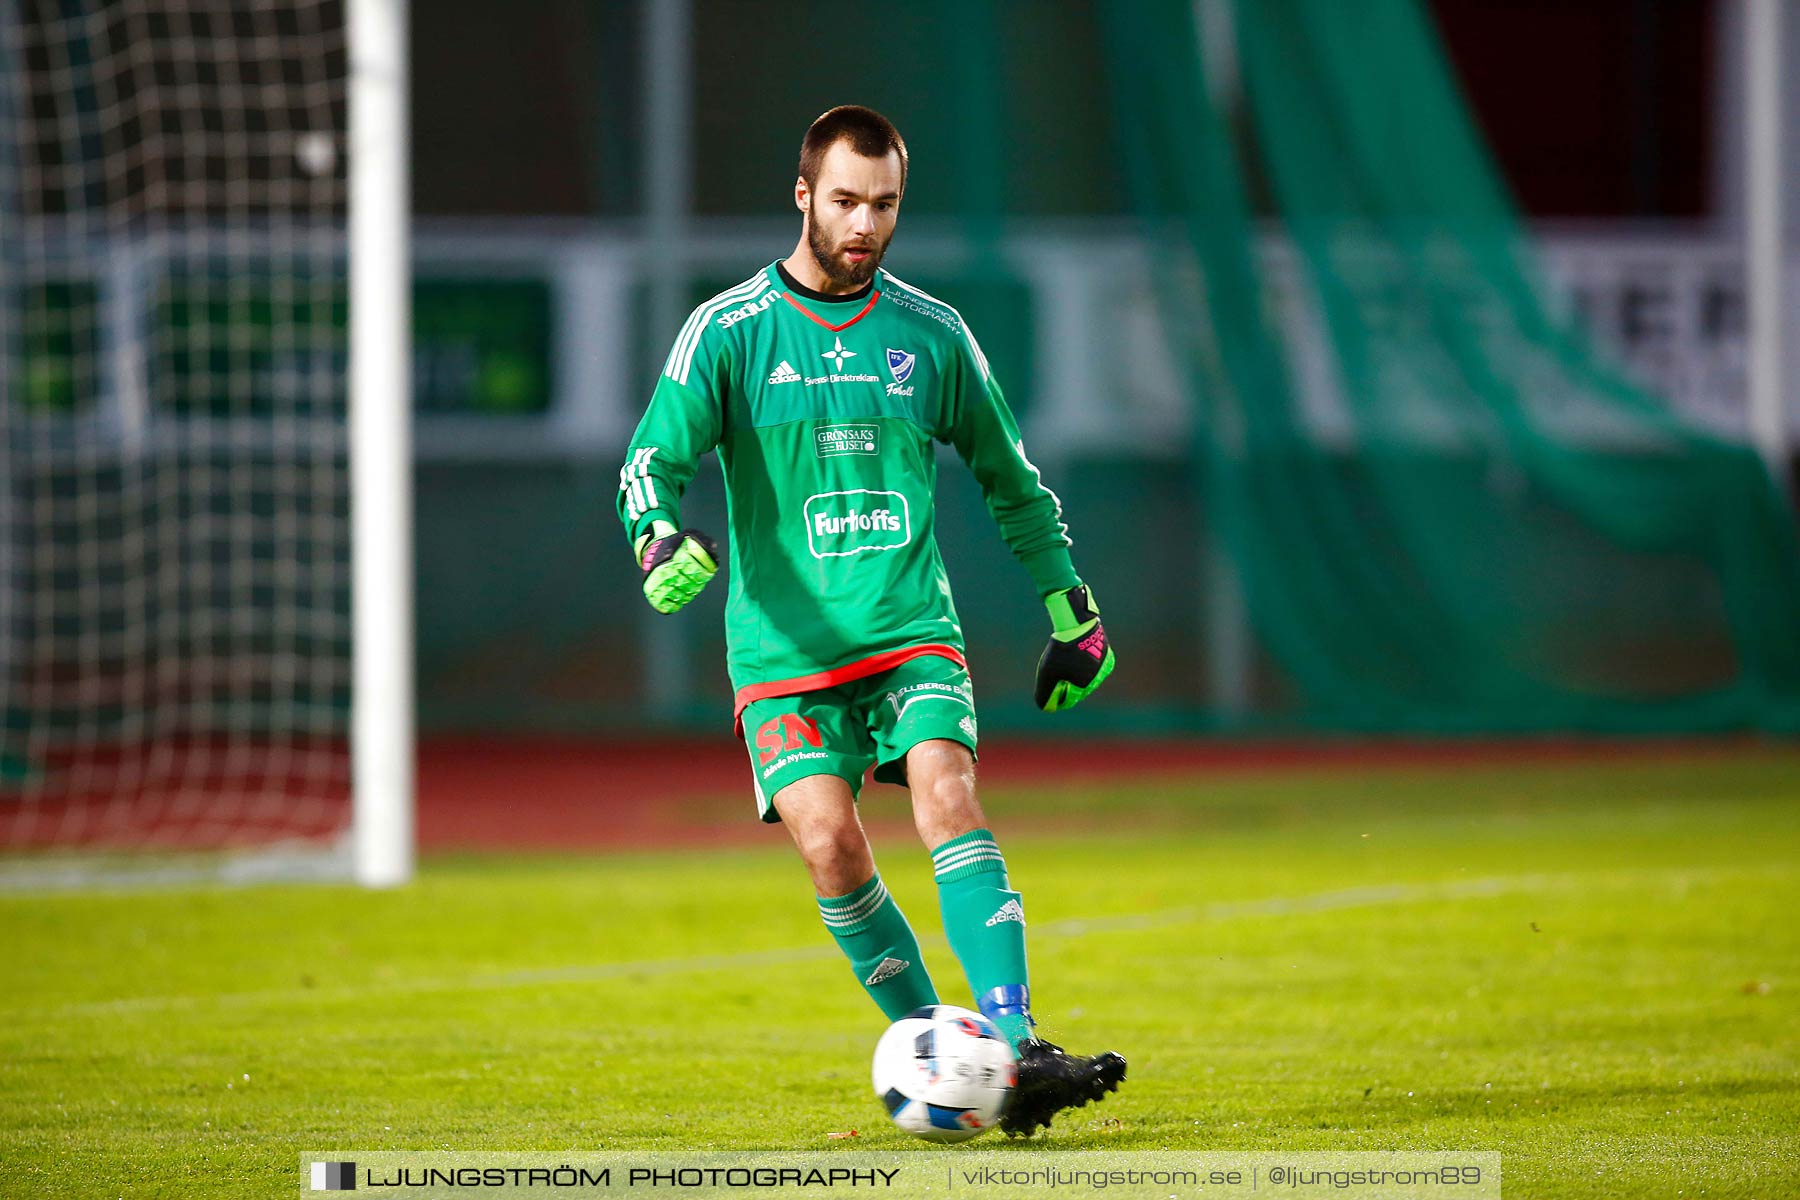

{"left": 807, "top": 216, "right": 888, "bottom": 290}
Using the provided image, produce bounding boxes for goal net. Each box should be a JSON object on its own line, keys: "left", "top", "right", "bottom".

{"left": 0, "top": 1, "right": 363, "bottom": 882}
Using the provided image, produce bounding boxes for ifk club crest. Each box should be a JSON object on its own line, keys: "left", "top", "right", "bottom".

{"left": 886, "top": 348, "right": 916, "bottom": 384}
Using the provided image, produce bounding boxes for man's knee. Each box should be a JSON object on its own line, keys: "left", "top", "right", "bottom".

{"left": 774, "top": 776, "right": 873, "bottom": 891}
{"left": 792, "top": 813, "right": 869, "bottom": 873}
{"left": 907, "top": 739, "right": 984, "bottom": 847}
{"left": 908, "top": 738, "right": 975, "bottom": 787}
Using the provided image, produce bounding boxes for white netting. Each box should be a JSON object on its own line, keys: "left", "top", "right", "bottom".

{"left": 1, "top": 0, "right": 351, "bottom": 859}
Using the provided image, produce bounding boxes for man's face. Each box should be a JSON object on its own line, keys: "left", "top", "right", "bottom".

{"left": 799, "top": 139, "right": 902, "bottom": 290}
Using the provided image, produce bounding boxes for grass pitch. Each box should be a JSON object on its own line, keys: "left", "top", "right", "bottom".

{"left": 3, "top": 747, "right": 1797, "bottom": 1198}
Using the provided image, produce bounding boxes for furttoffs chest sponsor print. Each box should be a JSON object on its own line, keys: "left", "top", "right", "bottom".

{"left": 803, "top": 489, "right": 913, "bottom": 559}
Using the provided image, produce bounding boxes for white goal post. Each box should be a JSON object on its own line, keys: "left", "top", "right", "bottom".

{"left": 349, "top": 0, "right": 412, "bottom": 888}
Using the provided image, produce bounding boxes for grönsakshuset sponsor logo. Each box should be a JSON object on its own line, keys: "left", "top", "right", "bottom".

{"left": 814, "top": 423, "right": 881, "bottom": 458}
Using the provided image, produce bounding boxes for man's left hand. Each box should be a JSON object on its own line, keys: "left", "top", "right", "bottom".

{"left": 1034, "top": 583, "right": 1115, "bottom": 712}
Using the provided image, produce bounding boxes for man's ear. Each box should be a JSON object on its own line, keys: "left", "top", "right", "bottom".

{"left": 794, "top": 176, "right": 809, "bottom": 213}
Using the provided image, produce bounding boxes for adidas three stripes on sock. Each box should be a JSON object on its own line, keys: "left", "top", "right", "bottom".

{"left": 933, "top": 828, "right": 1035, "bottom": 1051}
{"left": 816, "top": 873, "right": 939, "bottom": 1020}
{"left": 813, "top": 830, "right": 1036, "bottom": 1051}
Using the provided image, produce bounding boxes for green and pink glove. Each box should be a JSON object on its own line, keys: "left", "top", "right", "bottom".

{"left": 1034, "top": 583, "right": 1115, "bottom": 712}
{"left": 634, "top": 520, "right": 719, "bottom": 615}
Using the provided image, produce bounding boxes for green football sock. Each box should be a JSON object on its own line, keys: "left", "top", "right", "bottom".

{"left": 817, "top": 873, "right": 939, "bottom": 1021}
{"left": 932, "top": 828, "right": 1035, "bottom": 1051}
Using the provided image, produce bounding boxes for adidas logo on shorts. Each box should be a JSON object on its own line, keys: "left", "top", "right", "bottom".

{"left": 865, "top": 956, "right": 911, "bottom": 985}
{"left": 985, "top": 898, "right": 1025, "bottom": 927}
{"left": 768, "top": 360, "right": 801, "bottom": 385}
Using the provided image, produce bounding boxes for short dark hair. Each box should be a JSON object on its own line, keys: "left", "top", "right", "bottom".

{"left": 798, "top": 105, "right": 908, "bottom": 198}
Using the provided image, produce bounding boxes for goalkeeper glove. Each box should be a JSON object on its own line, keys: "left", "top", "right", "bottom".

{"left": 1034, "top": 583, "right": 1115, "bottom": 712}
{"left": 634, "top": 519, "right": 719, "bottom": 614}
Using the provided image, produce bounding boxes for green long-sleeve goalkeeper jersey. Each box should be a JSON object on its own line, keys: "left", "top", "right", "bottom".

{"left": 617, "top": 261, "right": 1079, "bottom": 724}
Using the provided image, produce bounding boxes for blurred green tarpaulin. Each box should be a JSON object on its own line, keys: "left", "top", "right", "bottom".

{"left": 1098, "top": 0, "right": 1800, "bottom": 732}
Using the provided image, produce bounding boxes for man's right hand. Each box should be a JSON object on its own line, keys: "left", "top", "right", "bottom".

{"left": 634, "top": 520, "right": 720, "bottom": 614}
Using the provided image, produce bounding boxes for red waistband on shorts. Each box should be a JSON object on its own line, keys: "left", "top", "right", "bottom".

{"left": 732, "top": 644, "right": 968, "bottom": 739}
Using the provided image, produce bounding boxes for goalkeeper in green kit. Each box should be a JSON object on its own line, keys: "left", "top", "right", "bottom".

{"left": 617, "top": 106, "right": 1124, "bottom": 1136}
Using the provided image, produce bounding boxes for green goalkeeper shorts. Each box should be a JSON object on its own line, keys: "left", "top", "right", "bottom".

{"left": 742, "top": 654, "right": 979, "bottom": 823}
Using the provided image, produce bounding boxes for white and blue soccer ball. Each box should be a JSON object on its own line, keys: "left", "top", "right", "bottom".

{"left": 871, "top": 1004, "right": 1015, "bottom": 1142}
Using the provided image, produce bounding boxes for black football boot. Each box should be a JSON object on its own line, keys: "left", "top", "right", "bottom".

{"left": 998, "top": 1039, "right": 1127, "bottom": 1137}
